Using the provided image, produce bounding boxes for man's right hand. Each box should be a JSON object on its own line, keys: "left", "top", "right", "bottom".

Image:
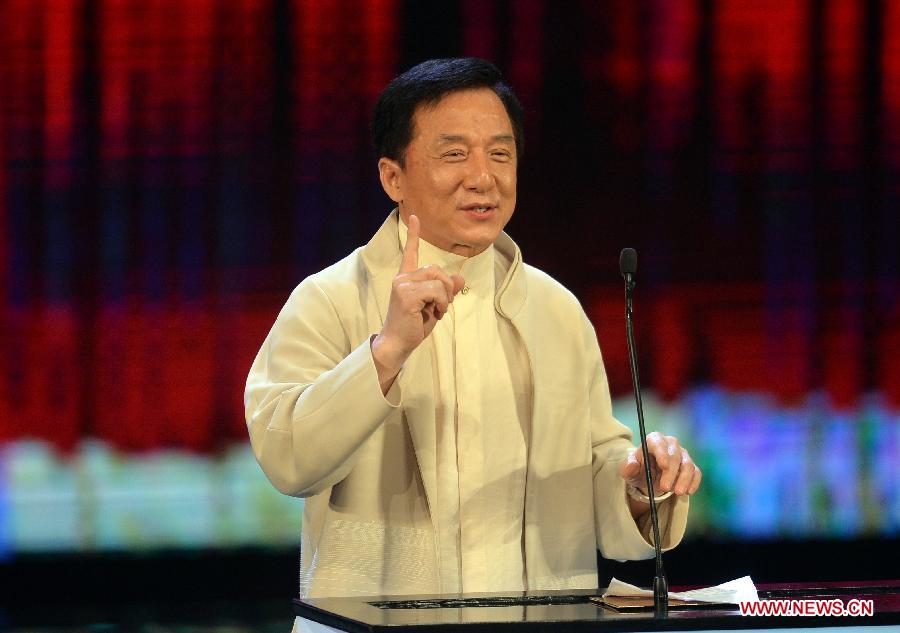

{"left": 371, "top": 214, "right": 465, "bottom": 393}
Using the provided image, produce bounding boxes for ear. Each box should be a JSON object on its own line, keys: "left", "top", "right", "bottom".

{"left": 378, "top": 157, "right": 404, "bottom": 204}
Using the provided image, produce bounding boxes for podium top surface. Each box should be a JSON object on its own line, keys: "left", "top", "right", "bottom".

{"left": 293, "top": 580, "right": 900, "bottom": 632}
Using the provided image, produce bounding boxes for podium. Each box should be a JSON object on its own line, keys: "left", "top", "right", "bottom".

{"left": 293, "top": 581, "right": 900, "bottom": 631}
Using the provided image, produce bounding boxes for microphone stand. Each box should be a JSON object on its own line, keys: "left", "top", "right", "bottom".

{"left": 623, "top": 269, "right": 669, "bottom": 618}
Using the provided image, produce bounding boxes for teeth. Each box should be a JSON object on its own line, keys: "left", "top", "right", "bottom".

{"left": 474, "top": 207, "right": 488, "bottom": 213}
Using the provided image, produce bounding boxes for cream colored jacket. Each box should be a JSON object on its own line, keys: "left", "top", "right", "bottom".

{"left": 245, "top": 211, "right": 688, "bottom": 598}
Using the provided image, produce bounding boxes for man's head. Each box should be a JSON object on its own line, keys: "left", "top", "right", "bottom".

{"left": 373, "top": 58, "right": 525, "bottom": 257}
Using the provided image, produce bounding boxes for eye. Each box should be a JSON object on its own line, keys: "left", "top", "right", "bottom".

{"left": 442, "top": 149, "right": 466, "bottom": 160}
{"left": 490, "top": 149, "right": 513, "bottom": 162}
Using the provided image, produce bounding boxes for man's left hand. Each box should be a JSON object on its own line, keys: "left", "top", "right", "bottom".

{"left": 618, "top": 431, "right": 701, "bottom": 499}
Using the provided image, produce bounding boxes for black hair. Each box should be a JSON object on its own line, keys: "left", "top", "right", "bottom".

{"left": 372, "top": 57, "right": 524, "bottom": 165}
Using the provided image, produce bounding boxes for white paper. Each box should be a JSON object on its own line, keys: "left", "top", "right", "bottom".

{"left": 603, "top": 576, "right": 759, "bottom": 604}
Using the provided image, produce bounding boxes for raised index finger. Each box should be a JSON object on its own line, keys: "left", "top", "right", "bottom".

{"left": 400, "top": 214, "right": 420, "bottom": 273}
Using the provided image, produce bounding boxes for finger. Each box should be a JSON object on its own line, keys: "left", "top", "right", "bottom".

{"left": 450, "top": 274, "right": 466, "bottom": 296}
{"left": 655, "top": 435, "right": 682, "bottom": 492}
{"left": 618, "top": 447, "right": 641, "bottom": 480}
{"left": 650, "top": 434, "right": 681, "bottom": 492}
{"left": 645, "top": 431, "right": 669, "bottom": 468}
{"left": 412, "top": 280, "right": 451, "bottom": 313}
{"left": 625, "top": 446, "right": 663, "bottom": 493}
{"left": 396, "top": 279, "right": 451, "bottom": 314}
{"left": 673, "top": 449, "right": 696, "bottom": 495}
{"left": 408, "top": 264, "right": 455, "bottom": 299}
{"left": 687, "top": 465, "right": 702, "bottom": 495}
{"left": 400, "top": 214, "right": 420, "bottom": 273}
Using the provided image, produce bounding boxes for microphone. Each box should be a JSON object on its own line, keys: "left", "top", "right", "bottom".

{"left": 620, "top": 247, "right": 637, "bottom": 288}
{"left": 619, "top": 247, "right": 668, "bottom": 618}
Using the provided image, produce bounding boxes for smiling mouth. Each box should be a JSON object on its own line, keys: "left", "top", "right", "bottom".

{"left": 462, "top": 204, "right": 496, "bottom": 215}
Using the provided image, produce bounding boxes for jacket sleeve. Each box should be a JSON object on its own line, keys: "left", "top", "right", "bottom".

{"left": 584, "top": 312, "right": 689, "bottom": 560}
{"left": 244, "top": 277, "right": 400, "bottom": 497}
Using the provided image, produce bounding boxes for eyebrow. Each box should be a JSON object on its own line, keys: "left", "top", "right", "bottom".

{"left": 436, "top": 133, "right": 515, "bottom": 145}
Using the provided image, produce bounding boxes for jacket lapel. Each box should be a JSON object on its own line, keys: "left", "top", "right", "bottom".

{"left": 494, "top": 232, "right": 548, "bottom": 588}
{"left": 361, "top": 212, "right": 402, "bottom": 325}
{"left": 509, "top": 305, "right": 543, "bottom": 587}
{"left": 398, "top": 344, "right": 438, "bottom": 522}
{"left": 361, "top": 211, "right": 439, "bottom": 524}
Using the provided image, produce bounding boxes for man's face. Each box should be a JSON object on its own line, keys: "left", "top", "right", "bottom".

{"left": 379, "top": 88, "right": 517, "bottom": 257}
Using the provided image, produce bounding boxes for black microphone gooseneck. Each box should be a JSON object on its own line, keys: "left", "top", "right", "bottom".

{"left": 619, "top": 247, "right": 668, "bottom": 618}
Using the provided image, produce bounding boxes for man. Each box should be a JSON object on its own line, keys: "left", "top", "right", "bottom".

{"left": 245, "top": 58, "right": 701, "bottom": 599}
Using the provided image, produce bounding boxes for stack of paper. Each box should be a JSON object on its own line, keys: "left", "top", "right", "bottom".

{"left": 594, "top": 576, "right": 758, "bottom": 611}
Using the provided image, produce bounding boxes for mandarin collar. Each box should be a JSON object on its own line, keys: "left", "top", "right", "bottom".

{"left": 398, "top": 217, "right": 495, "bottom": 296}
{"left": 362, "top": 210, "right": 526, "bottom": 319}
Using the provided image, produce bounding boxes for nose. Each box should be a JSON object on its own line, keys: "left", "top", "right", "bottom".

{"left": 462, "top": 150, "right": 493, "bottom": 192}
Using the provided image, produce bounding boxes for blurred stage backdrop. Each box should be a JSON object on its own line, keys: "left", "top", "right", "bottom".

{"left": 1, "top": 0, "right": 899, "bottom": 588}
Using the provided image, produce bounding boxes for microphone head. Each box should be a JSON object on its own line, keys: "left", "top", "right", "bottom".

{"left": 619, "top": 248, "right": 637, "bottom": 278}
